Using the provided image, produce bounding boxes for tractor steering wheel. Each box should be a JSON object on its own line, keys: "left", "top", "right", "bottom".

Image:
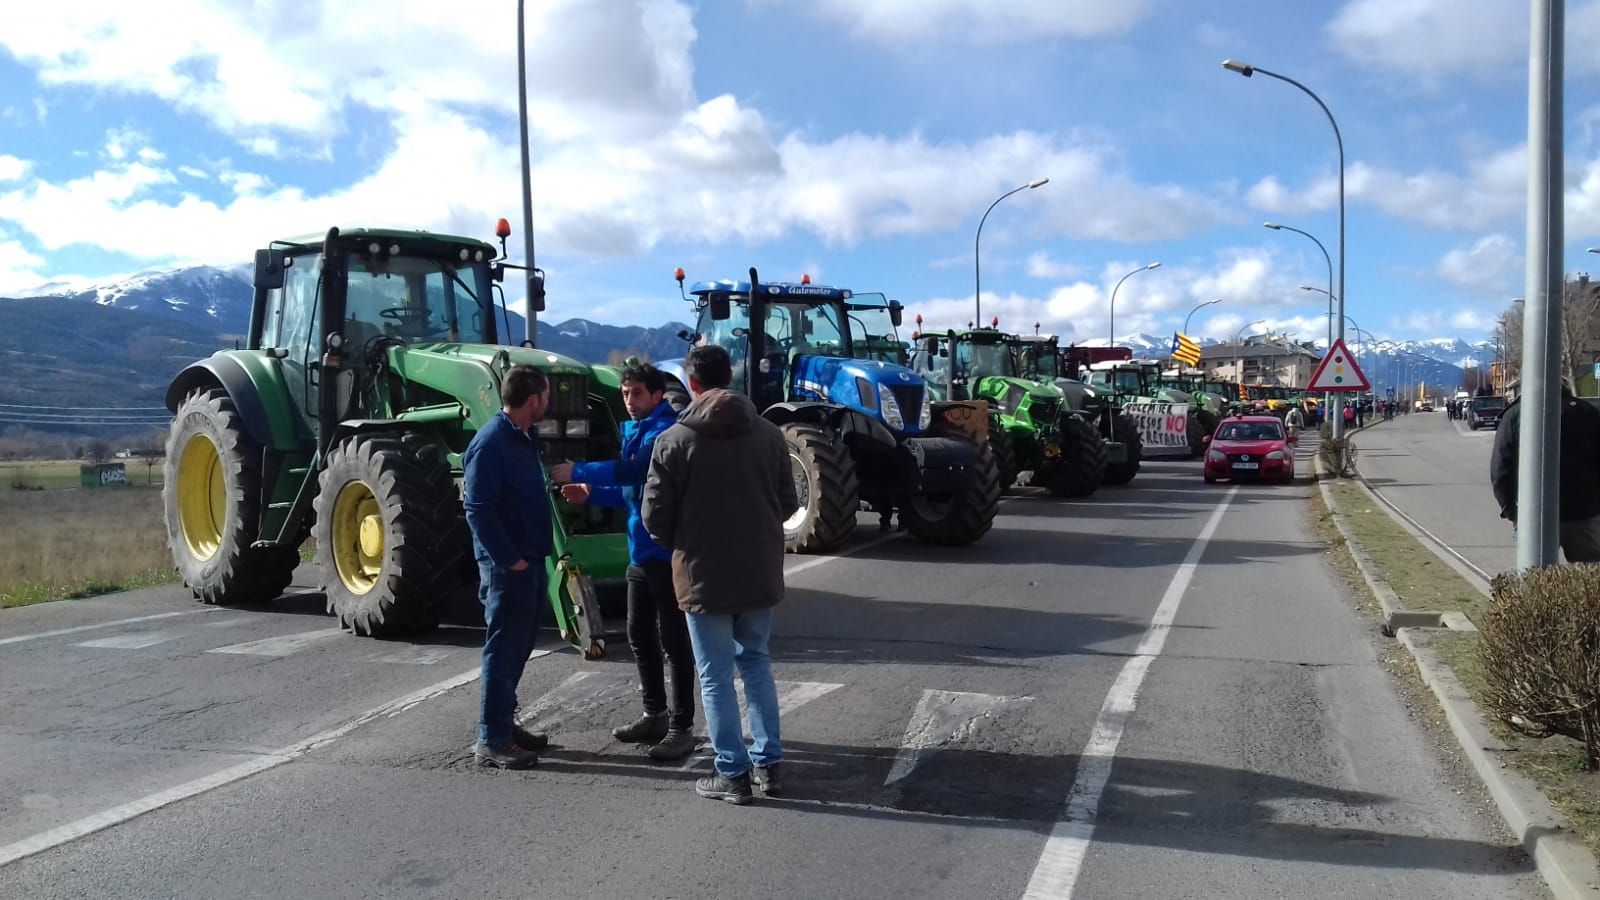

{"left": 380, "top": 307, "right": 431, "bottom": 324}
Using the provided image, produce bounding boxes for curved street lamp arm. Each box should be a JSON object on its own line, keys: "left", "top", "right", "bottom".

{"left": 974, "top": 183, "right": 1038, "bottom": 323}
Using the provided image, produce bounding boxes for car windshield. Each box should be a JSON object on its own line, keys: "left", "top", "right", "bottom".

{"left": 1472, "top": 398, "right": 1506, "bottom": 411}
{"left": 1216, "top": 421, "right": 1285, "bottom": 441}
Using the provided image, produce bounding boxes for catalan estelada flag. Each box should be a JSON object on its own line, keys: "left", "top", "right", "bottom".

{"left": 1170, "top": 331, "right": 1202, "bottom": 367}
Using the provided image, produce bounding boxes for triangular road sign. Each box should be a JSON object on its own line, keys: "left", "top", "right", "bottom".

{"left": 1306, "top": 339, "right": 1370, "bottom": 392}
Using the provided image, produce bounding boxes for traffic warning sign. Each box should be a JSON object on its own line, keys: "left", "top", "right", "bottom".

{"left": 1306, "top": 339, "right": 1370, "bottom": 392}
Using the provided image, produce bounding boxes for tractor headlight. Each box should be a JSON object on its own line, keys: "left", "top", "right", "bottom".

{"left": 877, "top": 383, "right": 905, "bottom": 430}
{"left": 537, "top": 419, "right": 560, "bottom": 437}
{"left": 565, "top": 419, "right": 590, "bottom": 438}
{"left": 918, "top": 397, "right": 932, "bottom": 430}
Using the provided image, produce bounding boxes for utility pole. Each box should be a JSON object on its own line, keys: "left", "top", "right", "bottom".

{"left": 1517, "top": 0, "right": 1564, "bottom": 569}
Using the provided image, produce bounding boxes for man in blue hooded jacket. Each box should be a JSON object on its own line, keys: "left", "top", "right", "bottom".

{"left": 554, "top": 362, "right": 695, "bottom": 761}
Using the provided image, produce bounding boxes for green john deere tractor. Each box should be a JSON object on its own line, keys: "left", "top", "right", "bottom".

{"left": 161, "top": 226, "right": 626, "bottom": 654}
{"left": 1162, "top": 369, "right": 1225, "bottom": 436}
{"left": 909, "top": 326, "right": 1105, "bottom": 497}
{"left": 1086, "top": 360, "right": 1208, "bottom": 459}
{"left": 1009, "top": 334, "right": 1141, "bottom": 486}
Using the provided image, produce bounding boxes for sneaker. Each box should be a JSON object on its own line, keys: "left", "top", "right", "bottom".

{"left": 612, "top": 712, "right": 669, "bottom": 744}
{"left": 752, "top": 763, "right": 781, "bottom": 796}
{"left": 474, "top": 741, "right": 538, "bottom": 770}
{"left": 696, "top": 771, "right": 753, "bottom": 805}
{"left": 512, "top": 724, "right": 549, "bottom": 752}
{"left": 646, "top": 729, "right": 696, "bottom": 762}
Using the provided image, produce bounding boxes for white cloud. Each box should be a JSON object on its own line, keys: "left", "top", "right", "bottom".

{"left": 0, "top": 235, "right": 48, "bottom": 295}
{"left": 1328, "top": 0, "right": 1600, "bottom": 79}
{"left": 1246, "top": 147, "right": 1527, "bottom": 229}
{"left": 1437, "top": 233, "right": 1521, "bottom": 293}
{"left": 765, "top": 0, "right": 1154, "bottom": 44}
{"left": 0, "top": 155, "right": 31, "bottom": 182}
{"left": 1024, "top": 252, "right": 1083, "bottom": 280}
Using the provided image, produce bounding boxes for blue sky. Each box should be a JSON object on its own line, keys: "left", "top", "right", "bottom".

{"left": 1, "top": 0, "right": 1599, "bottom": 348}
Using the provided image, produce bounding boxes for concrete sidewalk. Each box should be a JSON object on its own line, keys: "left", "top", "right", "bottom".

{"left": 1350, "top": 413, "right": 1515, "bottom": 579}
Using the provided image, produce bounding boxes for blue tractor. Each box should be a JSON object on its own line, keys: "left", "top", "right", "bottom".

{"left": 659, "top": 268, "right": 1000, "bottom": 553}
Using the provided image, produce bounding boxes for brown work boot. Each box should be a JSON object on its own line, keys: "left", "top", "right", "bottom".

{"left": 612, "top": 712, "right": 668, "bottom": 744}
{"left": 647, "top": 729, "right": 696, "bottom": 762}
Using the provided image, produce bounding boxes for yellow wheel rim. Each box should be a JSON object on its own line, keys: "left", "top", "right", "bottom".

{"left": 331, "top": 480, "right": 383, "bottom": 595}
{"left": 176, "top": 434, "right": 225, "bottom": 562}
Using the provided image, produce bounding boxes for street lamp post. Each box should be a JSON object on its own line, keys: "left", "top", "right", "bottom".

{"left": 514, "top": 0, "right": 543, "bottom": 346}
{"left": 1108, "top": 262, "right": 1162, "bottom": 349}
{"left": 974, "top": 178, "right": 1049, "bottom": 324}
{"left": 1233, "top": 318, "right": 1266, "bottom": 387}
{"left": 1225, "top": 60, "right": 1347, "bottom": 440}
{"left": 1183, "top": 298, "right": 1223, "bottom": 336}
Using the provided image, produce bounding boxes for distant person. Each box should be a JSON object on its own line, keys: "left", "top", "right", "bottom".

{"left": 643, "top": 345, "right": 797, "bottom": 805}
{"left": 1342, "top": 402, "right": 1356, "bottom": 428}
{"left": 1355, "top": 400, "right": 1365, "bottom": 428}
{"left": 462, "top": 364, "right": 554, "bottom": 770}
{"left": 1490, "top": 382, "right": 1600, "bottom": 562}
{"left": 553, "top": 362, "right": 696, "bottom": 761}
{"left": 1284, "top": 403, "right": 1305, "bottom": 439}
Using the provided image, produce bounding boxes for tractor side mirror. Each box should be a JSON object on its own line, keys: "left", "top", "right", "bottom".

{"left": 709, "top": 292, "right": 731, "bottom": 321}
{"left": 253, "top": 249, "right": 287, "bottom": 290}
{"left": 527, "top": 270, "right": 546, "bottom": 313}
{"left": 888, "top": 300, "right": 904, "bottom": 328}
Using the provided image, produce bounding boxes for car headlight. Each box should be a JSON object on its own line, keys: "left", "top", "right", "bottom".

{"left": 877, "top": 383, "right": 905, "bottom": 430}
{"left": 918, "top": 396, "right": 932, "bottom": 430}
{"left": 565, "top": 419, "right": 590, "bottom": 437}
{"left": 536, "top": 419, "right": 560, "bottom": 437}
{"left": 1207, "top": 449, "right": 1227, "bottom": 463}
{"left": 1265, "top": 450, "right": 1286, "bottom": 460}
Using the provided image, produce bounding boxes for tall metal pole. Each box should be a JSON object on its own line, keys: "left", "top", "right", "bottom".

{"left": 1108, "top": 262, "right": 1161, "bottom": 349}
{"left": 1183, "top": 298, "right": 1223, "bottom": 336}
{"left": 516, "top": 0, "right": 538, "bottom": 346}
{"left": 974, "top": 178, "right": 1048, "bottom": 325}
{"left": 1517, "top": 0, "right": 1564, "bottom": 569}
{"left": 1224, "top": 61, "right": 1347, "bottom": 439}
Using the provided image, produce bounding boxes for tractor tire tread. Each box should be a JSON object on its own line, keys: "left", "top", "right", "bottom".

{"left": 1047, "top": 416, "right": 1108, "bottom": 498}
{"left": 779, "top": 422, "right": 861, "bottom": 554}
{"left": 901, "top": 442, "right": 1000, "bottom": 546}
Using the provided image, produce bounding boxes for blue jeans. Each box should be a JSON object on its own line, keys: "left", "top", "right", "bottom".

{"left": 477, "top": 563, "right": 546, "bottom": 746}
{"left": 684, "top": 608, "right": 781, "bottom": 778}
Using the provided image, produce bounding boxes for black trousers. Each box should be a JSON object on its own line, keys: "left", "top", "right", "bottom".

{"left": 627, "top": 560, "right": 696, "bottom": 731}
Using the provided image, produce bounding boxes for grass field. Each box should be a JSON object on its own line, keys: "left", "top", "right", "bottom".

{"left": 2, "top": 459, "right": 164, "bottom": 490}
{"left": 0, "top": 485, "right": 176, "bottom": 608}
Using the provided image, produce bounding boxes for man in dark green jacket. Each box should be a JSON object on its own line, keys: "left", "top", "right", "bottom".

{"left": 643, "top": 345, "right": 798, "bottom": 804}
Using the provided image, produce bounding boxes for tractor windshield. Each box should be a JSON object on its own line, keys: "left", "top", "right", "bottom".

{"left": 1012, "top": 342, "right": 1059, "bottom": 379}
{"left": 955, "top": 339, "right": 1014, "bottom": 379}
{"left": 845, "top": 293, "right": 897, "bottom": 346}
{"left": 344, "top": 256, "right": 491, "bottom": 346}
{"left": 695, "top": 296, "right": 847, "bottom": 394}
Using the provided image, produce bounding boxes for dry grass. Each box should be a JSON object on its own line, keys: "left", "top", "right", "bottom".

{"left": 0, "top": 486, "right": 176, "bottom": 607}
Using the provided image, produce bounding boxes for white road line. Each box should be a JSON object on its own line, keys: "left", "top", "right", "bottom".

{"left": 0, "top": 648, "right": 563, "bottom": 869}
{"left": 206, "top": 627, "right": 344, "bottom": 658}
{"left": 372, "top": 645, "right": 455, "bottom": 666}
{"left": 1021, "top": 486, "right": 1238, "bottom": 900}
{"left": 513, "top": 670, "right": 636, "bottom": 731}
{"left": 784, "top": 530, "right": 902, "bottom": 578}
{"left": 0, "top": 608, "right": 217, "bottom": 647}
{"left": 884, "top": 689, "right": 1033, "bottom": 788}
{"left": 74, "top": 630, "right": 179, "bottom": 650}
{"left": 682, "top": 680, "right": 845, "bottom": 771}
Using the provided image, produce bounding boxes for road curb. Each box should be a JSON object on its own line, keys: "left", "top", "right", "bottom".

{"left": 1351, "top": 470, "right": 1496, "bottom": 599}
{"left": 1317, "top": 450, "right": 1600, "bottom": 896}
{"left": 1313, "top": 455, "right": 1444, "bottom": 632}
{"left": 1396, "top": 627, "right": 1600, "bottom": 898}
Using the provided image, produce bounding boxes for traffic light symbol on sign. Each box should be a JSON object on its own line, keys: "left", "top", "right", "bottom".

{"left": 1306, "top": 339, "right": 1371, "bottom": 392}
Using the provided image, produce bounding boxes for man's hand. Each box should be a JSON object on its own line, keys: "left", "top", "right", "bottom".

{"left": 551, "top": 460, "right": 576, "bottom": 484}
{"left": 560, "top": 483, "right": 591, "bottom": 504}
{"left": 509, "top": 559, "right": 530, "bottom": 572}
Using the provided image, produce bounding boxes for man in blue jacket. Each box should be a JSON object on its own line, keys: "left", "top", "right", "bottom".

{"left": 463, "top": 365, "right": 554, "bottom": 770}
{"left": 555, "top": 362, "right": 695, "bottom": 761}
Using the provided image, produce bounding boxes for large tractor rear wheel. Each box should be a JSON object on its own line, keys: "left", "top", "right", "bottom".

{"left": 1102, "top": 411, "right": 1144, "bottom": 486}
{"left": 1046, "top": 416, "right": 1107, "bottom": 498}
{"left": 779, "top": 422, "right": 860, "bottom": 553}
{"left": 902, "top": 442, "right": 1000, "bottom": 545}
{"left": 988, "top": 426, "right": 1018, "bottom": 494}
{"left": 1186, "top": 413, "right": 1207, "bottom": 459}
{"left": 312, "top": 436, "right": 467, "bottom": 635}
{"left": 164, "top": 389, "right": 300, "bottom": 606}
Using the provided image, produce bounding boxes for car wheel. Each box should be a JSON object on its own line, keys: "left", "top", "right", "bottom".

{"left": 1203, "top": 473, "right": 1217, "bottom": 484}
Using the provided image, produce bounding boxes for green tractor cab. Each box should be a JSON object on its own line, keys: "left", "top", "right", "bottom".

{"left": 1009, "top": 334, "right": 1142, "bottom": 485}
{"left": 659, "top": 270, "right": 999, "bottom": 551}
{"left": 162, "top": 226, "right": 625, "bottom": 656}
{"left": 908, "top": 326, "right": 1106, "bottom": 497}
{"left": 1162, "top": 368, "right": 1225, "bottom": 436}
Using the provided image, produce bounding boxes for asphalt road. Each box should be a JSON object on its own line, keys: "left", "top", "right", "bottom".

{"left": 0, "top": 443, "right": 1542, "bottom": 899}
{"left": 1351, "top": 413, "right": 1514, "bottom": 578}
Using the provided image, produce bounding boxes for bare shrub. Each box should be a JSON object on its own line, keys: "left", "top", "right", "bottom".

{"left": 1480, "top": 565, "right": 1600, "bottom": 770}
{"left": 1319, "top": 436, "right": 1357, "bottom": 477}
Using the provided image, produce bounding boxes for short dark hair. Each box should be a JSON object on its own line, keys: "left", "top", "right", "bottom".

{"left": 502, "top": 364, "right": 548, "bottom": 409}
{"left": 685, "top": 345, "right": 733, "bottom": 390}
{"left": 620, "top": 361, "right": 667, "bottom": 395}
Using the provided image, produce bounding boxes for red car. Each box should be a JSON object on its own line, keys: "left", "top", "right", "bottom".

{"left": 1203, "top": 415, "right": 1295, "bottom": 484}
